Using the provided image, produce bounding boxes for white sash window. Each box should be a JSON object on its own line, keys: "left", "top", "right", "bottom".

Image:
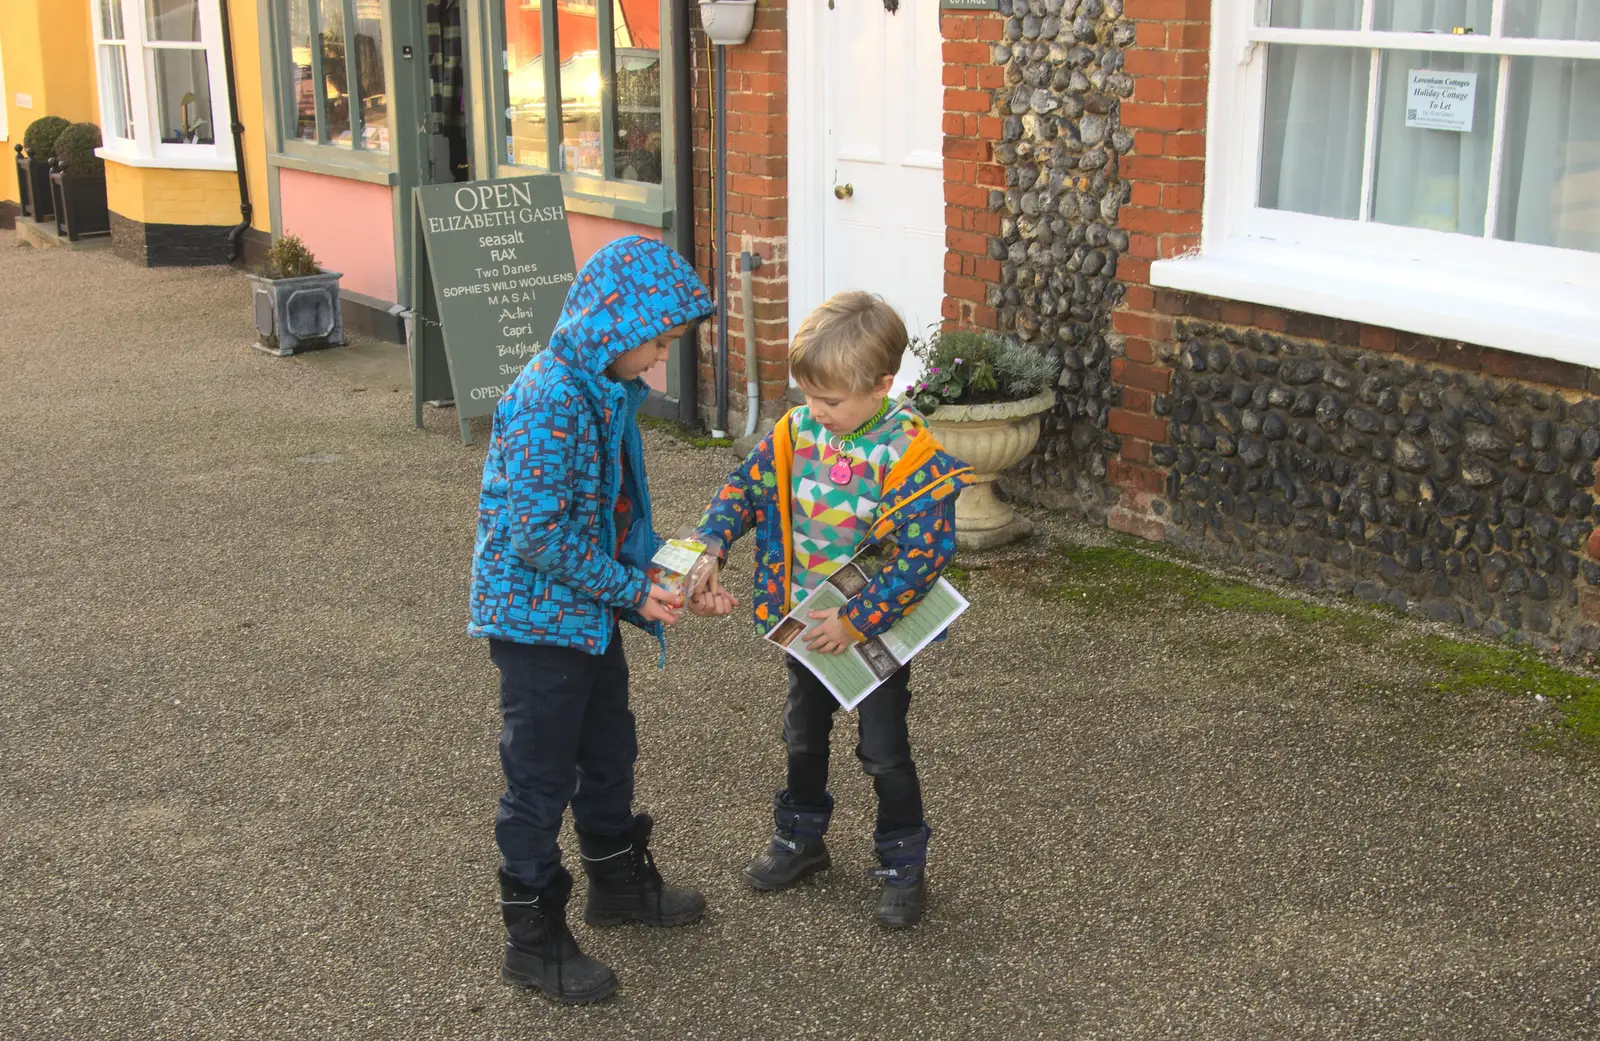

{"left": 91, "top": 0, "right": 237, "bottom": 171}
{"left": 1154, "top": 1, "right": 1600, "bottom": 365}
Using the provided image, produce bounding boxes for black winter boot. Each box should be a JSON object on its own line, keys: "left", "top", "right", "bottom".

{"left": 498, "top": 866, "right": 618, "bottom": 1004}
{"left": 870, "top": 824, "right": 931, "bottom": 929}
{"left": 743, "top": 791, "right": 833, "bottom": 892}
{"left": 577, "top": 814, "right": 706, "bottom": 928}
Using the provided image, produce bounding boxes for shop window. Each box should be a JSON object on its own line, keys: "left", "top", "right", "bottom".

{"left": 1157, "top": 0, "right": 1600, "bottom": 363}
{"left": 90, "top": 0, "right": 236, "bottom": 169}
{"left": 502, "top": 0, "right": 664, "bottom": 186}
{"left": 283, "top": 0, "right": 388, "bottom": 152}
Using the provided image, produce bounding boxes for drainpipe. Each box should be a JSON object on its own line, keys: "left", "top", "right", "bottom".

{"left": 671, "top": 0, "right": 698, "bottom": 428}
{"left": 711, "top": 42, "right": 730, "bottom": 438}
{"left": 217, "top": 0, "right": 254, "bottom": 263}
{"left": 740, "top": 239, "right": 762, "bottom": 438}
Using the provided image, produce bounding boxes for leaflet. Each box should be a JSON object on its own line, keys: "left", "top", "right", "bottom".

{"left": 764, "top": 550, "right": 969, "bottom": 710}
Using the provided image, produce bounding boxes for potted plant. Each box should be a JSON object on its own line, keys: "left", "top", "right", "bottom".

{"left": 907, "top": 329, "right": 1059, "bottom": 549}
{"left": 48, "top": 123, "right": 111, "bottom": 242}
{"left": 245, "top": 234, "right": 344, "bottom": 356}
{"left": 14, "top": 115, "right": 70, "bottom": 222}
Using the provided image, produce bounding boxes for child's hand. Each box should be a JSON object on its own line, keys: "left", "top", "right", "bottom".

{"left": 802, "top": 607, "right": 858, "bottom": 655}
{"left": 639, "top": 585, "right": 685, "bottom": 625}
{"left": 687, "top": 564, "right": 739, "bottom": 617}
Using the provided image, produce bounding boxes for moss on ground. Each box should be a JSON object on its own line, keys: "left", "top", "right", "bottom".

{"left": 1053, "top": 543, "right": 1388, "bottom": 642}
{"left": 639, "top": 415, "right": 734, "bottom": 450}
{"left": 1406, "top": 635, "right": 1600, "bottom": 751}
{"left": 1024, "top": 537, "right": 1600, "bottom": 755}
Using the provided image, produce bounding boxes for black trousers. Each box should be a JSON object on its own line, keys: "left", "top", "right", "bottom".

{"left": 782, "top": 657, "right": 924, "bottom": 836}
{"left": 490, "top": 629, "right": 637, "bottom": 888}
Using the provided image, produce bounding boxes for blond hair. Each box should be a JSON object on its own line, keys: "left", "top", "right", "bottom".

{"left": 788, "top": 291, "right": 907, "bottom": 394}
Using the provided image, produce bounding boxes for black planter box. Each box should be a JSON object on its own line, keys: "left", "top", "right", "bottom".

{"left": 49, "top": 166, "right": 110, "bottom": 242}
{"left": 13, "top": 147, "right": 54, "bottom": 222}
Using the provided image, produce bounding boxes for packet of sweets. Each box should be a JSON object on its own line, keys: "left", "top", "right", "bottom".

{"left": 647, "top": 533, "right": 722, "bottom": 602}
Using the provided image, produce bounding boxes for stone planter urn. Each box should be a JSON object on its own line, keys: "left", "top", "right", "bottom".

{"left": 924, "top": 388, "right": 1055, "bottom": 551}
{"left": 245, "top": 269, "right": 345, "bottom": 356}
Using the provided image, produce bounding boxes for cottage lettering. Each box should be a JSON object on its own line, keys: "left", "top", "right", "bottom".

{"left": 1405, "top": 70, "right": 1478, "bottom": 133}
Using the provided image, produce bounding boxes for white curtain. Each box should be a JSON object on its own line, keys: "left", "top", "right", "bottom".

{"left": 1370, "top": 46, "right": 1498, "bottom": 236}
{"left": 1500, "top": 0, "right": 1600, "bottom": 252}
{"left": 1259, "top": 0, "right": 1600, "bottom": 254}
{"left": 1261, "top": 43, "right": 1369, "bottom": 219}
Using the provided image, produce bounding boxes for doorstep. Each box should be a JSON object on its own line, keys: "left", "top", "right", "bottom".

{"left": 14, "top": 219, "right": 112, "bottom": 252}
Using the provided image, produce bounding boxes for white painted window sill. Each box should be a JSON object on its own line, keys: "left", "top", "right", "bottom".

{"left": 1150, "top": 238, "right": 1600, "bottom": 371}
{"left": 95, "top": 146, "right": 237, "bottom": 173}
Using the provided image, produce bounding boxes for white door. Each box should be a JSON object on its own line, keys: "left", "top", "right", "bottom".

{"left": 820, "top": 2, "right": 945, "bottom": 397}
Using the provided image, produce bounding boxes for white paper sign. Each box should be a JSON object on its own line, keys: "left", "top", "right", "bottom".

{"left": 1405, "top": 70, "right": 1477, "bottom": 133}
{"left": 14, "top": 94, "right": 32, "bottom": 110}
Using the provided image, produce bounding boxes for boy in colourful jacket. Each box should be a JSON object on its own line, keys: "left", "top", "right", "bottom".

{"left": 469, "top": 236, "right": 712, "bottom": 1003}
{"left": 692, "top": 291, "right": 972, "bottom": 928}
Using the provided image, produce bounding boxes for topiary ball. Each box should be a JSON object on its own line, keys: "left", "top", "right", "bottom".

{"left": 52, "top": 123, "right": 104, "bottom": 179}
{"left": 23, "top": 116, "right": 71, "bottom": 161}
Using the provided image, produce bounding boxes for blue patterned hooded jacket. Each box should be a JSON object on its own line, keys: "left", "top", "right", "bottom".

{"left": 468, "top": 235, "right": 712, "bottom": 654}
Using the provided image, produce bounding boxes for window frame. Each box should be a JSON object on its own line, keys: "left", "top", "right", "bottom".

{"left": 487, "top": 0, "right": 675, "bottom": 227}
{"left": 278, "top": 0, "right": 391, "bottom": 158}
{"left": 90, "top": 0, "right": 238, "bottom": 172}
{"left": 1153, "top": 0, "right": 1600, "bottom": 367}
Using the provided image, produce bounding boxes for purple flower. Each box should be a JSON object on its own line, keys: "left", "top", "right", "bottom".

{"left": 930, "top": 367, "right": 941, "bottom": 374}
{"left": 954, "top": 357, "right": 964, "bottom": 365}
{"left": 919, "top": 381, "right": 928, "bottom": 389}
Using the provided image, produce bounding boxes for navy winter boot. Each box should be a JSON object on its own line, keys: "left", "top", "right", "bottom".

{"left": 498, "top": 866, "right": 619, "bottom": 1004}
{"left": 743, "top": 791, "right": 833, "bottom": 891}
{"left": 577, "top": 814, "right": 706, "bottom": 928}
{"left": 870, "top": 824, "right": 931, "bottom": 929}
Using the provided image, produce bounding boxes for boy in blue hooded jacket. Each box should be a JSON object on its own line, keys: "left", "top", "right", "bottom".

{"left": 469, "top": 236, "right": 713, "bottom": 1005}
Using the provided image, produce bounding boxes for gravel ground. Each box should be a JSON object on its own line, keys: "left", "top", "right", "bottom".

{"left": 3, "top": 235, "right": 1599, "bottom": 1041}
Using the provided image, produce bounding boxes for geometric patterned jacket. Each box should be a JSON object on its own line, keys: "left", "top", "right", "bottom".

{"left": 697, "top": 404, "right": 973, "bottom": 641}
{"left": 468, "top": 235, "right": 712, "bottom": 654}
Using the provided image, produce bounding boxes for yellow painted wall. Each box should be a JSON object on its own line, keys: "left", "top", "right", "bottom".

{"left": 1, "top": 0, "right": 96, "bottom": 206}
{"left": 227, "top": 0, "right": 271, "bottom": 232}
{"left": 106, "top": 163, "right": 243, "bottom": 226}
{"left": 3, "top": 0, "right": 267, "bottom": 232}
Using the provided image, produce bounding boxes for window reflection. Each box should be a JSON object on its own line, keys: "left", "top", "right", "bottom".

{"left": 290, "top": 0, "right": 315, "bottom": 141}
{"left": 502, "top": 0, "right": 663, "bottom": 182}
{"left": 613, "top": 0, "right": 662, "bottom": 184}
{"left": 504, "top": 0, "right": 549, "bottom": 168}
{"left": 319, "top": 0, "right": 351, "bottom": 146}
{"left": 355, "top": 0, "right": 386, "bottom": 151}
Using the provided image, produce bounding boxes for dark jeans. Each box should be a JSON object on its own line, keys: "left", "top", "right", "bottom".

{"left": 490, "top": 630, "right": 637, "bottom": 888}
{"left": 783, "top": 656, "right": 924, "bottom": 836}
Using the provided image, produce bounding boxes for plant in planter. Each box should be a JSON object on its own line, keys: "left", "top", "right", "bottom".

{"left": 907, "top": 329, "right": 1059, "bottom": 550}
{"left": 48, "top": 123, "right": 111, "bottom": 241}
{"left": 14, "top": 115, "right": 70, "bottom": 221}
{"left": 245, "top": 234, "right": 345, "bottom": 356}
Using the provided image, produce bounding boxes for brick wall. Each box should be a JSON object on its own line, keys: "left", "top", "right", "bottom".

{"left": 1090, "top": 0, "right": 1600, "bottom": 651}
{"left": 1102, "top": 0, "right": 1209, "bottom": 540}
{"left": 940, "top": 9, "right": 1005, "bottom": 332}
{"left": 691, "top": 0, "right": 791, "bottom": 432}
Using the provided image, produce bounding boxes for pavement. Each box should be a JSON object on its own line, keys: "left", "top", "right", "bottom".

{"left": 3, "top": 232, "right": 1600, "bottom": 1041}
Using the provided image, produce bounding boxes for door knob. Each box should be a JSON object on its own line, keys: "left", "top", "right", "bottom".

{"left": 833, "top": 183, "right": 854, "bottom": 200}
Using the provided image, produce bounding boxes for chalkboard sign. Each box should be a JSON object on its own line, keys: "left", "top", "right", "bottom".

{"left": 410, "top": 175, "right": 577, "bottom": 443}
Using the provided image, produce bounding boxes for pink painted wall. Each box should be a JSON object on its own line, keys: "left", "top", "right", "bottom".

{"left": 279, "top": 169, "right": 398, "bottom": 303}
{"left": 568, "top": 212, "right": 662, "bottom": 269}
{"left": 567, "top": 213, "right": 669, "bottom": 391}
